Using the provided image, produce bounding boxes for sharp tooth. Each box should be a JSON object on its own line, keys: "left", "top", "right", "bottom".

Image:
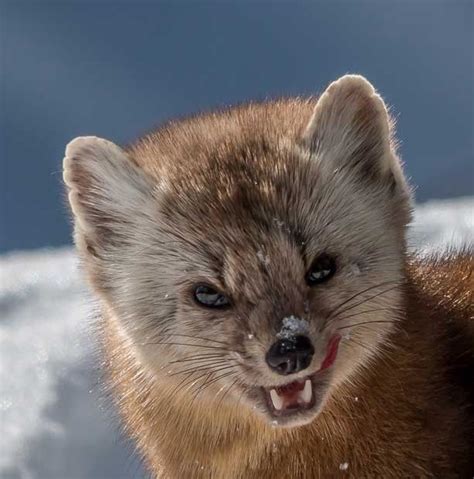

{"left": 269, "top": 388, "right": 284, "bottom": 410}
{"left": 301, "top": 379, "right": 312, "bottom": 403}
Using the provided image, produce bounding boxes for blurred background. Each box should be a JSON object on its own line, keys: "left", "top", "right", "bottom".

{"left": 1, "top": 1, "right": 472, "bottom": 479}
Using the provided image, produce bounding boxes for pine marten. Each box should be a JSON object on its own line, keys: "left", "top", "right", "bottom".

{"left": 63, "top": 75, "right": 473, "bottom": 478}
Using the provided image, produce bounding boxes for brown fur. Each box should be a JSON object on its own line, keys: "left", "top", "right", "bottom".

{"left": 103, "top": 252, "right": 474, "bottom": 478}
{"left": 63, "top": 75, "right": 474, "bottom": 478}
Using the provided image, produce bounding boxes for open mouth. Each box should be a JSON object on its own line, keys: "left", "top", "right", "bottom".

{"left": 262, "top": 335, "right": 341, "bottom": 417}
{"left": 265, "top": 377, "right": 315, "bottom": 415}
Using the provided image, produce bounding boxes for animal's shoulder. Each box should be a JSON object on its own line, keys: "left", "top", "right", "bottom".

{"left": 407, "top": 247, "right": 473, "bottom": 324}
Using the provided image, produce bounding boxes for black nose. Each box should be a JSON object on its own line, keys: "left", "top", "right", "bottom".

{"left": 265, "top": 336, "right": 315, "bottom": 375}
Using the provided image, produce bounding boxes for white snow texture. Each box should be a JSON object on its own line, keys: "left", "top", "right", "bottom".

{"left": 0, "top": 197, "right": 472, "bottom": 479}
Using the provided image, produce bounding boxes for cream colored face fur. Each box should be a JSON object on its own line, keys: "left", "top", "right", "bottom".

{"left": 64, "top": 75, "right": 412, "bottom": 428}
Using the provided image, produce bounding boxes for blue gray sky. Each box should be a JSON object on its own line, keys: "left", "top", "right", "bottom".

{"left": 1, "top": 0, "right": 473, "bottom": 252}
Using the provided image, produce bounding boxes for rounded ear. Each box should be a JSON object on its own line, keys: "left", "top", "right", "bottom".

{"left": 302, "top": 74, "right": 409, "bottom": 197}
{"left": 63, "top": 136, "right": 154, "bottom": 257}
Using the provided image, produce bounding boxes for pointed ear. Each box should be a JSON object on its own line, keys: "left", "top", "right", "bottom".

{"left": 303, "top": 74, "right": 408, "bottom": 193}
{"left": 63, "top": 136, "right": 154, "bottom": 258}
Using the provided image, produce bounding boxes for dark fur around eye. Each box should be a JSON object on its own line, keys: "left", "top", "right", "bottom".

{"left": 306, "top": 254, "right": 337, "bottom": 286}
{"left": 193, "top": 284, "right": 231, "bottom": 309}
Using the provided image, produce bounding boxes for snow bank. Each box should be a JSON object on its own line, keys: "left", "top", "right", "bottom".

{"left": 0, "top": 250, "right": 139, "bottom": 479}
{"left": 409, "top": 197, "right": 473, "bottom": 252}
{"left": 0, "top": 197, "right": 472, "bottom": 479}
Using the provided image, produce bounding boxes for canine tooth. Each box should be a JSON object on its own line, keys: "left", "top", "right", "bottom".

{"left": 269, "top": 388, "right": 284, "bottom": 410}
{"left": 301, "top": 379, "right": 312, "bottom": 403}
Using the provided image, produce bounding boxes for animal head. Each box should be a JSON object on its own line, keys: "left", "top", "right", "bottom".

{"left": 64, "top": 75, "right": 412, "bottom": 428}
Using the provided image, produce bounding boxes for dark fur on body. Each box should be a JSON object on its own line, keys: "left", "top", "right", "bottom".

{"left": 63, "top": 75, "right": 474, "bottom": 477}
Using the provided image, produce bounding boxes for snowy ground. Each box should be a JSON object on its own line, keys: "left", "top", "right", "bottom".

{"left": 1, "top": 197, "right": 472, "bottom": 479}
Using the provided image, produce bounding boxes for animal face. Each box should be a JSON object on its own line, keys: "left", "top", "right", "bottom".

{"left": 64, "top": 75, "right": 412, "bottom": 428}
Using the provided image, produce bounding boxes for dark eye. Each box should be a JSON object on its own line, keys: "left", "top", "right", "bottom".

{"left": 193, "top": 284, "right": 231, "bottom": 309}
{"left": 306, "top": 254, "right": 336, "bottom": 286}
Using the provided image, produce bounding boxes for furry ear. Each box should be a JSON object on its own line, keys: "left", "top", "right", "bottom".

{"left": 63, "top": 136, "right": 154, "bottom": 257}
{"left": 303, "top": 74, "right": 406, "bottom": 189}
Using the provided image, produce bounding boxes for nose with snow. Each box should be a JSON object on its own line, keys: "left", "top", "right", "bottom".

{"left": 266, "top": 336, "right": 315, "bottom": 375}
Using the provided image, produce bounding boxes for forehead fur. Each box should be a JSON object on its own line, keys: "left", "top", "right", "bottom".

{"left": 124, "top": 100, "right": 311, "bottom": 260}
{"left": 125, "top": 98, "right": 408, "bottom": 275}
{"left": 127, "top": 99, "right": 316, "bottom": 184}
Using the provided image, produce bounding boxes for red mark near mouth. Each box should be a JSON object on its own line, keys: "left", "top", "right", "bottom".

{"left": 320, "top": 335, "right": 341, "bottom": 371}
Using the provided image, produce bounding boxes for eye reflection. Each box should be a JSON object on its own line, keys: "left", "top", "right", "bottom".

{"left": 306, "top": 254, "right": 337, "bottom": 286}
{"left": 193, "top": 284, "right": 231, "bottom": 309}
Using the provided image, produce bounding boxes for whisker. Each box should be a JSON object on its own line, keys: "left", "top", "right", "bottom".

{"left": 142, "top": 341, "right": 238, "bottom": 352}
{"left": 327, "top": 283, "right": 402, "bottom": 327}
{"left": 234, "top": 384, "right": 247, "bottom": 410}
{"left": 333, "top": 284, "right": 401, "bottom": 318}
{"left": 167, "top": 370, "right": 197, "bottom": 397}
{"left": 327, "top": 280, "right": 401, "bottom": 321}
{"left": 345, "top": 336, "right": 394, "bottom": 373}
{"left": 337, "top": 319, "right": 395, "bottom": 332}
{"left": 180, "top": 370, "right": 217, "bottom": 397}
{"left": 168, "top": 361, "right": 232, "bottom": 377}
{"left": 190, "top": 371, "right": 229, "bottom": 403}
{"left": 170, "top": 333, "right": 232, "bottom": 347}
{"left": 215, "top": 378, "right": 239, "bottom": 410}
{"left": 168, "top": 354, "right": 226, "bottom": 364}
{"left": 167, "top": 362, "right": 228, "bottom": 377}
{"left": 195, "top": 370, "right": 239, "bottom": 395}
{"left": 346, "top": 336, "right": 374, "bottom": 355}
{"left": 190, "top": 371, "right": 215, "bottom": 402}
{"left": 336, "top": 306, "right": 403, "bottom": 324}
